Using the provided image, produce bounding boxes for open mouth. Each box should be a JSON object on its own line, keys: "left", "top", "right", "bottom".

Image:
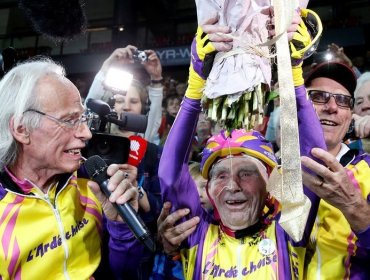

{"left": 65, "top": 149, "right": 82, "bottom": 156}
{"left": 320, "top": 120, "right": 338, "bottom": 126}
{"left": 226, "top": 200, "right": 246, "bottom": 204}
{"left": 225, "top": 200, "right": 247, "bottom": 209}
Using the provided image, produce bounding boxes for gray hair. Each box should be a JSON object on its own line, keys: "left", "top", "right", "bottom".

{"left": 0, "top": 57, "right": 66, "bottom": 169}
{"left": 354, "top": 72, "right": 370, "bottom": 99}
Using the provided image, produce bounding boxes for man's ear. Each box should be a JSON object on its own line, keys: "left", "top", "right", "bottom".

{"left": 9, "top": 117, "right": 30, "bottom": 144}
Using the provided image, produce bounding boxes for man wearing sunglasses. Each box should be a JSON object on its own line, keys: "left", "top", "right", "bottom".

{"left": 303, "top": 61, "right": 370, "bottom": 279}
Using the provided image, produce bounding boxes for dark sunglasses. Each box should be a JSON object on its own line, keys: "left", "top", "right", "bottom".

{"left": 308, "top": 90, "right": 354, "bottom": 109}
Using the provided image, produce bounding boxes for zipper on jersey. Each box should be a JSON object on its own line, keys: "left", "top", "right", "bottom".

{"left": 237, "top": 238, "right": 245, "bottom": 280}
{"left": 32, "top": 184, "right": 72, "bottom": 280}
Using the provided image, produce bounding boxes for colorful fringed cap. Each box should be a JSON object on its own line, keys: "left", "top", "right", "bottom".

{"left": 200, "top": 129, "right": 277, "bottom": 179}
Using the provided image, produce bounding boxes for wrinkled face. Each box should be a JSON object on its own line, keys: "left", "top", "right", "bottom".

{"left": 354, "top": 80, "right": 370, "bottom": 116}
{"left": 24, "top": 75, "right": 92, "bottom": 176}
{"left": 308, "top": 77, "right": 352, "bottom": 155}
{"left": 113, "top": 85, "right": 142, "bottom": 116}
{"left": 166, "top": 98, "right": 180, "bottom": 117}
{"left": 194, "top": 176, "right": 213, "bottom": 211}
{"left": 208, "top": 156, "right": 267, "bottom": 230}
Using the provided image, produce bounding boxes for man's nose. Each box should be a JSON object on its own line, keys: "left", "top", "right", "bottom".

{"left": 75, "top": 122, "right": 92, "bottom": 140}
{"left": 323, "top": 95, "right": 339, "bottom": 112}
{"left": 226, "top": 178, "right": 242, "bottom": 192}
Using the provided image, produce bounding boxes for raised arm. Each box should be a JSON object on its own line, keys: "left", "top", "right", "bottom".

{"left": 143, "top": 49, "right": 164, "bottom": 142}
{"left": 159, "top": 21, "right": 232, "bottom": 214}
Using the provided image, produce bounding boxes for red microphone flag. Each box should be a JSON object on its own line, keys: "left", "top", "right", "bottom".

{"left": 128, "top": 135, "right": 148, "bottom": 167}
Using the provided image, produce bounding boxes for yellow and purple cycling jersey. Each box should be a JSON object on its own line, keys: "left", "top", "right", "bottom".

{"left": 159, "top": 86, "right": 325, "bottom": 279}
{"left": 0, "top": 170, "right": 103, "bottom": 279}
{"left": 0, "top": 167, "right": 148, "bottom": 279}
{"left": 305, "top": 149, "right": 370, "bottom": 279}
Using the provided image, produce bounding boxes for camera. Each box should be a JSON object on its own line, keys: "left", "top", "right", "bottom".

{"left": 83, "top": 98, "right": 148, "bottom": 164}
{"left": 82, "top": 132, "right": 130, "bottom": 165}
{"left": 132, "top": 50, "right": 148, "bottom": 63}
{"left": 86, "top": 98, "right": 148, "bottom": 134}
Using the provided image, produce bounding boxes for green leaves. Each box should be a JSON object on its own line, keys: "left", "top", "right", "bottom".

{"left": 202, "top": 84, "right": 265, "bottom": 132}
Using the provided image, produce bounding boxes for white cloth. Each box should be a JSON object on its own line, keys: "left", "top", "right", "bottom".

{"left": 196, "top": 0, "right": 309, "bottom": 99}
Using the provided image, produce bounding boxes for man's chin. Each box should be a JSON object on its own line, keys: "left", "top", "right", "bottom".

{"left": 62, "top": 162, "right": 81, "bottom": 174}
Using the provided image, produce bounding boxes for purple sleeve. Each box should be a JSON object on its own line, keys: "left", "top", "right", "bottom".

{"left": 350, "top": 225, "right": 370, "bottom": 278}
{"left": 356, "top": 225, "right": 370, "bottom": 248}
{"left": 352, "top": 156, "right": 370, "bottom": 251}
{"left": 107, "top": 219, "right": 153, "bottom": 278}
{"left": 296, "top": 85, "right": 327, "bottom": 158}
{"left": 295, "top": 85, "right": 326, "bottom": 245}
{"left": 159, "top": 97, "right": 205, "bottom": 217}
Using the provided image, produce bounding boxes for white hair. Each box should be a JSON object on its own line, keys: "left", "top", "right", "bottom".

{"left": 0, "top": 57, "right": 66, "bottom": 169}
{"left": 354, "top": 72, "right": 370, "bottom": 99}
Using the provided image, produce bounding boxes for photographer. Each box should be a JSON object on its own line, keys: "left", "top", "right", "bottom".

{"left": 86, "top": 45, "right": 163, "bottom": 143}
{"left": 86, "top": 46, "right": 164, "bottom": 279}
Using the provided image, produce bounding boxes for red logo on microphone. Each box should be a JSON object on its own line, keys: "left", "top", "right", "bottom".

{"left": 128, "top": 135, "right": 147, "bottom": 166}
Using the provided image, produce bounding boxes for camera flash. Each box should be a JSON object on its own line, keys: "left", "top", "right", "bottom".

{"left": 104, "top": 67, "right": 133, "bottom": 93}
{"left": 324, "top": 52, "right": 333, "bottom": 61}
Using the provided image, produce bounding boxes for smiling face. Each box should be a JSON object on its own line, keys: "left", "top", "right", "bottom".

{"left": 17, "top": 75, "right": 92, "bottom": 183}
{"left": 354, "top": 80, "right": 370, "bottom": 116}
{"left": 308, "top": 77, "right": 353, "bottom": 156}
{"left": 208, "top": 156, "right": 267, "bottom": 230}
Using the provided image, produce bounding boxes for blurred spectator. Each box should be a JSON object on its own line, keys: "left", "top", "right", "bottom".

{"left": 264, "top": 83, "right": 281, "bottom": 143}
{"left": 353, "top": 72, "right": 370, "bottom": 153}
{"left": 163, "top": 77, "right": 178, "bottom": 96}
{"left": 188, "top": 162, "right": 213, "bottom": 212}
{"left": 175, "top": 82, "right": 188, "bottom": 97}
{"left": 190, "top": 112, "right": 212, "bottom": 163}
{"left": 354, "top": 72, "right": 370, "bottom": 116}
{"left": 158, "top": 94, "right": 182, "bottom": 145}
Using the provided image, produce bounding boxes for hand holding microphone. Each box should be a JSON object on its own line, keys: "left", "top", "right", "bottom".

{"left": 85, "top": 136, "right": 155, "bottom": 252}
{"left": 86, "top": 160, "right": 139, "bottom": 220}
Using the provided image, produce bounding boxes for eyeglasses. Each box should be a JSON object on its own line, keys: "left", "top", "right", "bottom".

{"left": 24, "top": 109, "right": 93, "bottom": 129}
{"left": 308, "top": 90, "right": 354, "bottom": 109}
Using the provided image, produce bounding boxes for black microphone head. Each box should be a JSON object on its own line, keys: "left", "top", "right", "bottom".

{"left": 18, "top": 0, "right": 87, "bottom": 42}
{"left": 119, "top": 113, "right": 148, "bottom": 133}
{"left": 84, "top": 155, "right": 108, "bottom": 185}
{"left": 86, "top": 98, "right": 111, "bottom": 116}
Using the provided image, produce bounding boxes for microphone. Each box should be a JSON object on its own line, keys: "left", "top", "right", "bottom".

{"left": 86, "top": 98, "right": 111, "bottom": 116}
{"left": 84, "top": 155, "right": 156, "bottom": 252}
{"left": 119, "top": 113, "right": 147, "bottom": 134}
{"left": 86, "top": 98, "right": 148, "bottom": 133}
{"left": 128, "top": 136, "right": 148, "bottom": 167}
